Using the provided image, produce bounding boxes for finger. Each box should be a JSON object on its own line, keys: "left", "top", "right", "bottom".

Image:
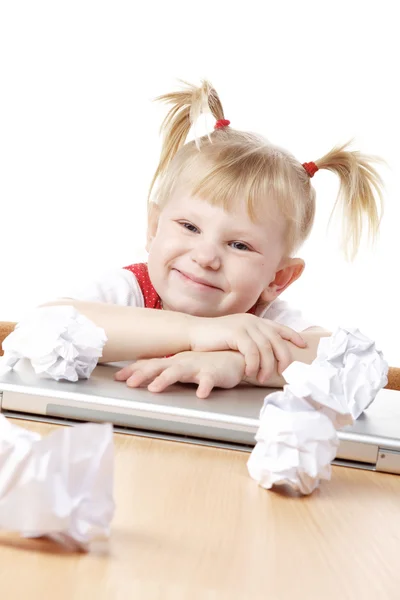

{"left": 196, "top": 373, "right": 215, "bottom": 399}
{"left": 235, "top": 332, "right": 260, "bottom": 377}
{"left": 126, "top": 369, "right": 151, "bottom": 387}
{"left": 272, "top": 324, "right": 307, "bottom": 348}
{"left": 250, "top": 330, "right": 276, "bottom": 383}
{"left": 114, "top": 365, "right": 136, "bottom": 381}
{"left": 267, "top": 332, "right": 293, "bottom": 375}
{"left": 147, "top": 364, "right": 193, "bottom": 392}
{"left": 125, "top": 361, "right": 166, "bottom": 387}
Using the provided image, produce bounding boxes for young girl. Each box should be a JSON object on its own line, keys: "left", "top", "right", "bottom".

{"left": 43, "top": 80, "right": 384, "bottom": 398}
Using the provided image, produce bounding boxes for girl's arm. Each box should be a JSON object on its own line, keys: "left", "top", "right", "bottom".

{"left": 39, "top": 300, "right": 327, "bottom": 378}
{"left": 40, "top": 299, "right": 194, "bottom": 363}
{"left": 112, "top": 329, "right": 333, "bottom": 396}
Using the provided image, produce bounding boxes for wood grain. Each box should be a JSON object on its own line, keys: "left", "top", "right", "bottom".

{"left": 1, "top": 420, "right": 400, "bottom": 599}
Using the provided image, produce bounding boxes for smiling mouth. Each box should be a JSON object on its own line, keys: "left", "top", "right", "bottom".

{"left": 174, "top": 269, "right": 221, "bottom": 290}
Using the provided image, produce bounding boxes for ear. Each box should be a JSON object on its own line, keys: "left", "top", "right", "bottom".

{"left": 260, "top": 257, "right": 305, "bottom": 304}
{"left": 146, "top": 202, "right": 161, "bottom": 252}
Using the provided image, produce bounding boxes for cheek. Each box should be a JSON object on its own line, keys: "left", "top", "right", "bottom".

{"left": 239, "top": 274, "right": 262, "bottom": 293}
{"left": 234, "top": 259, "right": 266, "bottom": 279}
{"left": 154, "top": 227, "right": 188, "bottom": 254}
{"left": 230, "top": 260, "right": 273, "bottom": 295}
{"left": 228, "top": 265, "right": 259, "bottom": 292}
{"left": 148, "top": 231, "right": 186, "bottom": 269}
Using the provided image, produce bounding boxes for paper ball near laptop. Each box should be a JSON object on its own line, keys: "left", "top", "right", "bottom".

{"left": 0, "top": 306, "right": 107, "bottom": 382}
{"left": 248, "top": 328, "right": 389, "bottom": 495}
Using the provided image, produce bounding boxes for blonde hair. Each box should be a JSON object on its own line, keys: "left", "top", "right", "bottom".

{"left": 149, "top": 80, "right": 384, "bottom": 260}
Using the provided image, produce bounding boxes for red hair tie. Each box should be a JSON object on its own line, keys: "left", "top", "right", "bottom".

{"left": 302, "top": 161, "right": 319, "bottom": 178}
{"left": 214, "top": 119, "right": 230, "bottom": 130}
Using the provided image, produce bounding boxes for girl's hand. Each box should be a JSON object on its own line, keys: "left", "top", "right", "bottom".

{"left": 114, "top": 351, "right": 246, "bottom": 399}
{"left": 189, "top": 314, "right": 307, "bottom": 382}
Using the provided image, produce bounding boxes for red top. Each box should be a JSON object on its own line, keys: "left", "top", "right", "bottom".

{"left": 124, "top": 263, "right": 162, "bottom": 309}
{"left": 123, "top": 263, "right": 258, "bottom": 314}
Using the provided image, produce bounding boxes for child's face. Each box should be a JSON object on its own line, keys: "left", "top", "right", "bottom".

{"left": 147, "top": 191, "right": 301, "bottom": 317}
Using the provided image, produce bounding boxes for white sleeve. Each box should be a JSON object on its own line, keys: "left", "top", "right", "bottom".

{"left": 256, "top": 298, "right": 317, "bottom": 332}
{"left": 60, "top": 268, "right": 145, "bottom": 307}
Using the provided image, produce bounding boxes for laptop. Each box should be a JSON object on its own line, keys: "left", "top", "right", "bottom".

{"left": 1, "top": 359, "right": 399, "bottom": 474}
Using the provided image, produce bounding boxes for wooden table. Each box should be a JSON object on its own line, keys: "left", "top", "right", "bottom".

{"left": 1, "top": 420, "right": 400, "bottom": 599}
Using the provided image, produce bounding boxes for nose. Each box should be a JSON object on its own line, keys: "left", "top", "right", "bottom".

{"left": 191, "top": 240, "right": 221, "bottom": 270}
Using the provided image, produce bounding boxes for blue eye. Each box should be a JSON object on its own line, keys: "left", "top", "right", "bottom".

{"left": 231, "top": 242, "right": 250, "bottom": 251}
{"left": 180, "top": 222, "right": 199, "bottom": 233}
{"left": 178, "top": 222, "right": 251, "bottom": 251}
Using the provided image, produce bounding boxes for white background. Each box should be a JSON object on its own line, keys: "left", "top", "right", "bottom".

{"left": 1, "top": 1, "right": 399, "bottom": 364}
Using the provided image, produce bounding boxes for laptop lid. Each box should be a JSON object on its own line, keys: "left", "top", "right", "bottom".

{"left": 1, "top": 360, "right": 400, "bottom": 474}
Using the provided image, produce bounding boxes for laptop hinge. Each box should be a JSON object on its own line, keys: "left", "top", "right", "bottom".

{"left": 376, "top": 448, "right": 400, "bottom": 474}
{"left": 0, "top": 409, "right": 255, "bottom": 453}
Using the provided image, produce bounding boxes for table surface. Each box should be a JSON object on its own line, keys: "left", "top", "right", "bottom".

{"left": 1, "top": 419, "right": 400, "bottom": 600}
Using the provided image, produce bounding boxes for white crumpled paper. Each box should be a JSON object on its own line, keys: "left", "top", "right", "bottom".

{"left": 0, "top": 306, "right": 107, "bottom": 381}
{"left": 248, "top": 327, "right": 389, "bottom": 495}
{"left": 0, "top": 416, "right": 115, "bottom": 550}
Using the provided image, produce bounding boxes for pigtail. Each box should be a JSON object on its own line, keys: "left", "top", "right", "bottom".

{"left": 148, "top": 80, "right": 225, "bottom": 204}
{"left": 314, "top": 141, "right": 385, "bottom": 260}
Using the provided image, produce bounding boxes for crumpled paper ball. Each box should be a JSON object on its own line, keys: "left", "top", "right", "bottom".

{"left": 0, "top": 305, "right": 107, "bottom": 381}
{"left": 248, "top": 327, "right": 389, "bottom": 495}
{"left": 0, "top": 416, "right": 115, "bottom": 550}
{"left": 248, "top": 398, "right": 338, "bottom": 495}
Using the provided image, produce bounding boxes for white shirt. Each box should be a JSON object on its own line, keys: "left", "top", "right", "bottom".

{"left": 65, "top": 267, "right": 316, "bottom": 332}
